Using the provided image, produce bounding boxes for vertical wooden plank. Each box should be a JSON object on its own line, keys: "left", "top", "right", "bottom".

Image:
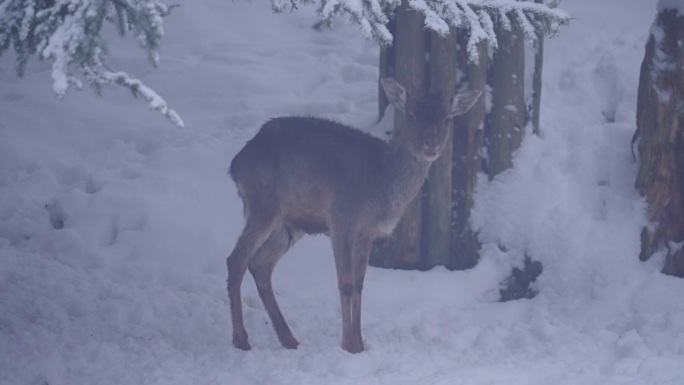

{"left": 378, "top": 18, "right": 396, "bottom": 122}
{"left": 370, "top": 0, "right": 427, "bottom": 268}
{"left": 488, "top": 23, "right": 525, "bottom": 178}
{"left": 531, "top": 0, "right": 545, "bottom": 135}
{"left": 450, "top": 38, "right": 488, "bottom": 270}
{"left": 424, "top": 28, "right": 458, "bottom": 268}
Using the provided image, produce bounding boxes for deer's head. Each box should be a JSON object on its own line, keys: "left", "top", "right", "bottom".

{"left": 381, "top": 78, "right": 481, "bottom": 162}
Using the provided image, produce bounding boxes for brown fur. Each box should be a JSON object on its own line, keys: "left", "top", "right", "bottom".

{"left": 226, "top": 79, "right": 481, "bottom": 353}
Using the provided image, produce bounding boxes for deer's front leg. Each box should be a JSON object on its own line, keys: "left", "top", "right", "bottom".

{"left": 349, "top": 234, "right": 372, "bottom": 353}
{"left": 330, "top": 228, "right": 360, "bottom": 353}
{"left": 331, "top": 227, "right": 372, "bottom": 353}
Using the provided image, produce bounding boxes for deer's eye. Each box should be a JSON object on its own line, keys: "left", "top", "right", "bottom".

{"left": 407, "top": 112, "right": 415, "bottom": 122}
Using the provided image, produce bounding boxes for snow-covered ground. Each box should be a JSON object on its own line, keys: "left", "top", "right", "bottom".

{"left": 2, "top": 1, "right": 683, "bottom": 384}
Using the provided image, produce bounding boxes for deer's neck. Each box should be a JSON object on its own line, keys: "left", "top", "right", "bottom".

{"left": 384, "top": 144, "right": 433, "bottom": 208}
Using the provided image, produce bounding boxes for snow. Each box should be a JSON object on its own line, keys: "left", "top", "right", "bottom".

{"left": 1, "top": 0, "right": 683, "bottom": 385}
{"left": 658, "top": 0, "right": 684, "bottom": 13}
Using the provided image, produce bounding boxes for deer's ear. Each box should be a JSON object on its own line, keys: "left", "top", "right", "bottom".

{"left": 381, "top": 78, "right": 407, "bottom": 111}
{"left": 449, "top": 90, "right": 482, "bottom": 117}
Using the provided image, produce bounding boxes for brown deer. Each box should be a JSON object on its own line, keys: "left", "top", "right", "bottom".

{"left": 227, "top": 78, "right": 481, "bottom": 353}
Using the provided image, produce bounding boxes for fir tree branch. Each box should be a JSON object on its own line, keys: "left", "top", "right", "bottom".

{"left": 97, "top": 69, "right": 184, "bottom": 128}
{"left": 276, "top": 0, "right": 571, "bottom": 61}
{"left": 0, "top": 0, "right": 182, "bottom": 127}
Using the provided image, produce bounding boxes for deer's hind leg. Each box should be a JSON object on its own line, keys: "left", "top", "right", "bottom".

{"left": 248, "top": 225, "right": 303, "bottom": 349}
{"left": 227, "top": 207, "right": 279, "bottom": 351}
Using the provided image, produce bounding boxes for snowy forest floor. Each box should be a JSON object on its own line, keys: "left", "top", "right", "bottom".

{"left": 2, "top": 1, "right": 684, "bottom": 384}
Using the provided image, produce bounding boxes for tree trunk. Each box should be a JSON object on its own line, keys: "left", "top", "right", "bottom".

{"left": 378, "top": 18, "right": 397, "bottom": 122}
{"left": 488, "top": 24, "right": 525, "bottom": 178}
{"left": 450, "top": 37, "right": 488, "bottom": 270}
{"left": 423, "top": 28, "right": 459, "bottom": 268}
{"left": 635, "top": 7, "right": 684, "bottom": 278}
{"left": 530, "top": 0, "right": 544, "bottom": 135}
{"left": 370, "top": 0, "right": 427, "bottom": 269}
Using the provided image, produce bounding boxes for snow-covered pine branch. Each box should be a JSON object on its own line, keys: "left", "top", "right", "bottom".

{"left": 274, "top": 0, "right": 570, "bottom": 62}
{"left": 272, "top": 0, "right": 399, "bottom": 44}
{"left": 0, "top": 0, "right": 183, "bottom": 128}
{"left": 97, "top": 69, "right": 184, "bottom": 127}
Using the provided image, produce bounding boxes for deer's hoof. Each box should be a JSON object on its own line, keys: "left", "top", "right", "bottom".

{"left": 280, "top": 335, "right": 300, "bottom": 350}
{"left": 233, "top": 335, "right": 252, "bottom": 351}
{"left": 341, "top": 339, "right": 364, "bottom": 354}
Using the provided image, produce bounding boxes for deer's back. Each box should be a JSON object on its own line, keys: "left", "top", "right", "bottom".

{"left": 230, "top": 117, "right": 392, "bottom": 232}
{"left": 231, "top": 117, "right": 388, "bottom": 183}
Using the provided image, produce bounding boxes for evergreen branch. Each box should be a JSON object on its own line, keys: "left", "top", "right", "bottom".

{"left": 497, "top": 6, "right": 512, "bottom": 31}
{"left": 418, "top": 0, "right": 570, "bottom": 59}
{"left": 514, "top": 7, "right": 537, "bottom": 40}
{"left": 97, "top": 69, "right": 184, "bottom": 128}
{"left": 276, "top": 0, "right": 570, "bottom": 60}
{"left": 159, "top": 2, "right": 180, "bottom": 16}
{"left": 0, "top": 0, "right": 181, "bottom": 126}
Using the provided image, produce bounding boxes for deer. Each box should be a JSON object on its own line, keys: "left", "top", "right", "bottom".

{"left": 227, "top": 78, "right": 481, "bottom": 353}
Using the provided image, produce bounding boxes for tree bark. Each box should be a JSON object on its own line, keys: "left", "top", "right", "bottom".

{"left": 450, "top": 37, "right": 488, "bottom": 270}
{"left": 424, "top": 28, "right": 459, "bottom": 268}
{"left": 378, "top": 17, "right": 397, "bottom": 122}
{"left": 530, "top": 0, "right": 544, "bottom": 135}
{"left": 635, "top": 8, "right": 684, "bottom": 278}
{"left": 370, "top": 1, "right": 427, "bottom": 268}
{"left": 488, "top": 24, "right": 525, "bottom": 178}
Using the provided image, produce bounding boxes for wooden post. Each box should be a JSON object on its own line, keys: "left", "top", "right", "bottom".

{"left": 424, "top": 28, "right": 458, "bottom": 268}
{"left": 378, "top": 18, "right": 397, "bottom": 122}
{"left": 370, "top": 0, "right": 427, "bottom": 268}
{"left": 450, "top": 38, "right": 488, "bottom": 270}
{"left": 488, "top": 24, "right": 525, "bottom": 178}
{"left": 530, "top": 0, "right": 545, "bottom": 135}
